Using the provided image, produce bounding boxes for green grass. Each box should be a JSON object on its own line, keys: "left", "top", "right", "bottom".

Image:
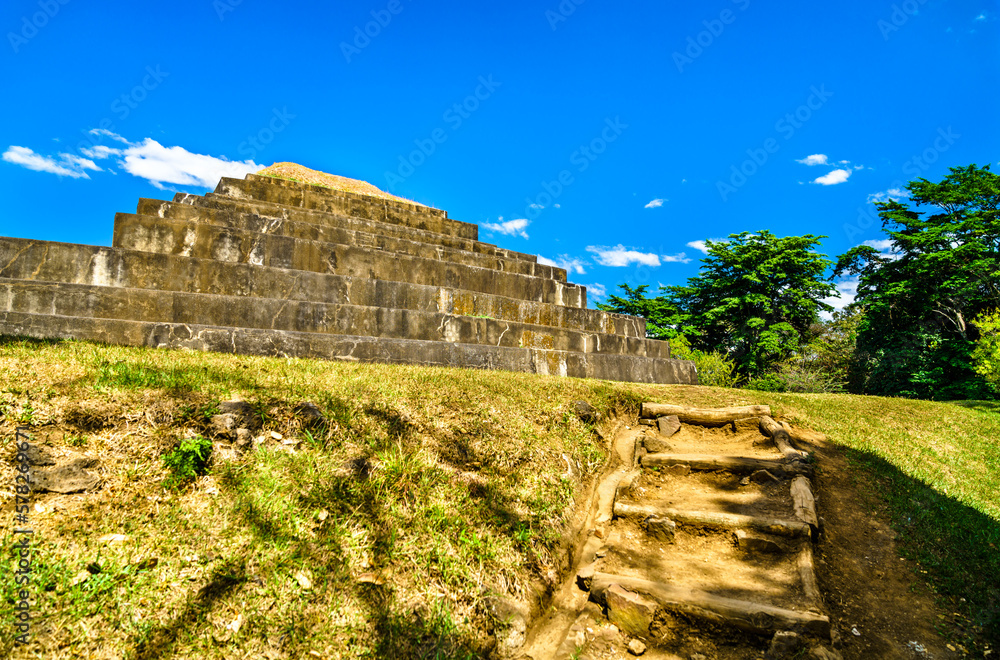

{"left": 0, "top": 337, "right": 997, "bottom": 657}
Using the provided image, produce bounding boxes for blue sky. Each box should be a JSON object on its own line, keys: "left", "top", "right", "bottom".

{"left": 2, "top": 0, "right": 997, "bottom": 310}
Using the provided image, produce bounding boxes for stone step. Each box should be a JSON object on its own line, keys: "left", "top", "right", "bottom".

{"left": 0, "top": 311, "right": 696, "bottom": 385}
{"left": 0, "top": 279, "right": 670, "bottom": 359}
{"left": 0, "top": 237, "right": 644, "bottom": 337}
{"left": 144, "top": 196, "right": 535, "bottom": 264}
{"left": 215, "top": 176, "right": 478, "bottom": 240}
{"left": 113, "top": 212, "right": 567, "bottom": 283}
{"left": 245, "top": 172, "right": 448, "bottom": 219}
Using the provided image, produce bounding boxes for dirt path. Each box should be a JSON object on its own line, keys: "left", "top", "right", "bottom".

{"left": 517, "top": 410, "right": 957, "bottom": 660}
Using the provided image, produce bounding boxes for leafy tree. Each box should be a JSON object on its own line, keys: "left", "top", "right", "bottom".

{"left": 595, "top": 283, "right": 681, "bottom": 340}
{"left": 972, "top": 309, "right": 1000, "bottom": 389}
{"left": 599, "top": 232, "right": 835, "bottom": 381}
{"left": 669, "top": 231, "right": 835, "bottom": 378}
{"left": 835, "top": 164, "right": 1000, "bottom": 399}
{"left": 771, "top": 308, "right": 865, "bottom": 393}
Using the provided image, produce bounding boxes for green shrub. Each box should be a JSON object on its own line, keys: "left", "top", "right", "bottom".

{"left": 162, "top": 435, "right": 213, "bottom": 489}
{"left": 744, "top": 373, "right": 788, "bottom": 392}
{"left": 669, "top": 335, "right": 738, "bottom": 388}
{"left": 972, "top": 309, "right": 1000, "bottom": 389}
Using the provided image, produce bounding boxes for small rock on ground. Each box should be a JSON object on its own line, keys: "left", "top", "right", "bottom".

{"left": 573, "top": 400, "right": 599, "bottom": 424}
{"left": 628, "top": 638, "right": 647, "bottom": 655}
{"left": 656, "top": 415, "right": 681, "bottom": 437}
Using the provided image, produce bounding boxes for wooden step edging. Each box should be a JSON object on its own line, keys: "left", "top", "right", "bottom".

{"left": 589, "top": 572, "right": 831, "bottom": 637}
{"left": 612, "top": 502, "right": 812, "bottom": 538}
{"left": 640, "top": 452, "right": 814, "bottom": 478}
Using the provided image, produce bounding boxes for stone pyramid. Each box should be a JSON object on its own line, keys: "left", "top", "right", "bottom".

{"left": 0, "top": 166, "right": 697, "bottom": 384}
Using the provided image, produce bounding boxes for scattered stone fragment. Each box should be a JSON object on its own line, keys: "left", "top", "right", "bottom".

{"left": 638, "top": 418, "right": 656, "bottom": 427}
{"left": 31, "top": 457, "right": 100, "bottom": 493}
{"left": 209, "top": 413, "right": 238, "bottom": 439}
{"left": 740, "top": 476, "right": 751, "bottom": 486}
{"left": 767, "top": 630, "right": 803, "bottom": 659}
{"left": 628, "top": 638, "right": 647, "bottom": 655}
{"left": 690, "top": 654, "right": 707, "bottom": 660}
{"left": 11, "top": 443, "right": 56, "bottom": 466}
{"left": 657, "top": 415, "right": 681, "bottom": 437}
{"left": 735, "top": 530, "right": 783, "bottom": 554}
{"left": 573, "top": 400, "right": 600, "bottom": 424}
{"left": 270, "top": 431, "right": 283, "bottom": 440}
{"left": 643, "top": 434, "right": 672, "bottom": 453}
{"left": 750, "top": 469, "right": 780, "bottom": 484}
{"left": 808, "top": 646, "right": 844, "bottom": 660}
{"left": 218, "top": 400, "right": 260, "bottom": 431}
{"left": 606, "top": 584, "right": 657, "bottom": 636}
{"left": 644, "top": 516, "right": 676, "bottom": 543}
{"left": 295, "top": 401, "right": 327, "bottom": 428}
{"left": 235, "top": 428, "right": 252, "bottom": 449}
{"left": 667, "top": 464, "right": 691, "bottom": 477}
{"left": 577, "top": 563, "right": 596, "bottom": 591}
{"left": 485, "top": 596, "right": 529, "bottom": 655}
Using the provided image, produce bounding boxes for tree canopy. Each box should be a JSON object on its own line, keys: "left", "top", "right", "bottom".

{"left": 834, "top": 164, "right": 1000, "bottom": 399}
{"left": 599, "top": 231, "right": 835, "bottom": 380}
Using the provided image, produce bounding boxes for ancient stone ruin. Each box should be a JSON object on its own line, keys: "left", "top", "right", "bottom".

{"left": 0, "top": 168, "right": 696, "bottom": 384}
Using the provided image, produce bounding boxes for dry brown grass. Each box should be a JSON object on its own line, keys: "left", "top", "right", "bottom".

{"left": 256, "top": 163, "right": 425, "bottom": 207}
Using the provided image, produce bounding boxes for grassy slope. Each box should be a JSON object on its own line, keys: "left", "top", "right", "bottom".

{"left": 0, "top": 338, "right": 997, "bottom": 658}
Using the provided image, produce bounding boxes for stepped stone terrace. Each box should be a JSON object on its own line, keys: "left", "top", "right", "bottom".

{"left": 0, "top": 164, "right": 697, "bottom": 385}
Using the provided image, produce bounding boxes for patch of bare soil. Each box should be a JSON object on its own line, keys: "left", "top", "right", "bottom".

{"left": 519, "top": 416, "right": 962, "bottom": 660}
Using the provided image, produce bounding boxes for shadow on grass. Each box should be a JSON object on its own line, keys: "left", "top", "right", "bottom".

{"left": 846, "top": 446, "right": 1000, "bottom": 652}
{"left": 0, "top": 334, "right": 69, "bottom": 348}
{"left": 950, "top": 400, "right": 1000, "bottom": 416}
{"left": 128, "top": 559, "right": 248, "bottom": 660}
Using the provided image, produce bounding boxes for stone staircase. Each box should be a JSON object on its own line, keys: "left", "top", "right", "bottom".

{"left": 0, "top": 172, "right": 697, "bottom": 384}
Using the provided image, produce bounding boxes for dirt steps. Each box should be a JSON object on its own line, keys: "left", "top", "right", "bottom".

{"left": 519, "top": 406, "right": 843, "bottom": 660}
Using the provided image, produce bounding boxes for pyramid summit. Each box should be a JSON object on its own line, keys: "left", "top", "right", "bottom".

{"left": 0, "top": 165, "right": 697, "bottom": 384}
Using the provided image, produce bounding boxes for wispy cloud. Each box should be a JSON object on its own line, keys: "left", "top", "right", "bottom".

{"left": 975, "top": 12, "right": 987, "bottom": 20}
{"left": 867, "top": 188, "right": 908, "bottom": 204}
{"left": 586, "top": 245, "right": 662, "bottom": 268}
{"left": 2, "top": 146, "right": 102, "bottom": 179}
{"left": 585, "top": 283, "right": 607, "bottom": 300}
{"left": 644, "top": 198, "right": 665, "bottom": 209}
{"left": 661, "top": 252, "right": 692, "bottom": 264}
{"left": 686, "top": 238, "right": 727, "bottom": 255}
{"left": 5, "top": 130, "right": 261, "bottom": 189}
{"left": 797, "top": 154, "right": 829, "bottom": 166}
{"left": 119, "top": 139, "right": 261, "bottom": 189}
{"left": 538, "top": 254, "right": 586, "bottom": 275}
{"left": 482, "top": 217, "right": 530, "bottom": 239}
{"left": 820, "top": 278, "right": 859, "bottom": 319}
{"left": 813, "top": 168, "right": 852, "bottom": 186}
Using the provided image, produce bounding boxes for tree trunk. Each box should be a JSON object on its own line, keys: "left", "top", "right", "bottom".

{"left": 640, "top": 403, "right": 771, "bottom": 425}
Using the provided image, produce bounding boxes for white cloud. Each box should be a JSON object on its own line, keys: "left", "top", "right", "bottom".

{"left": 820, "top": 278, "right": 859, "bottom": 319}
{"left": 661, "top": 252, "right": 692, "bottom": 264}
{"left": 644, "top": 198, "right": 665, "bottom": 209}
{"left": 812, "top": 168, "right": 852, "bottom": 186}
{"left": 797, "top": 154, "right": 829, "bottom": 166}
{"left": 686, "top": 238, "right": 727, "bottom": 255}
{"left": 528, "top": 203, "right": 544, "bottom": 210}
{"left": 538, "top": 254, "right": 586, "bottom": 275}
{"left": 482, "top": 217, "right": 530, "bottom": 239}
{"left": 862, "top": 239, "right": 894, "bottom": 251}
{"left": 867, "top": 188, "right": 908, "bottom": 204}
{"left": 119, "top": 138, "right": 261, "bottom": 189}
{"left": 6, "top": 130, "right": 261, "bottom": 189}
{"left": 585, "top": 283, "right": 607, "bottom": 300}
{"left": 586, "top": 245, "right": 661, "bottom": 268}
{"left": 2, "top": 146, "right": 101, "bottom": 179}
{"left": 975, "top": 12, "right": 987, "bottom": 20}
{"left": 554, "top": 203, "right": 561, "bottom": 208}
